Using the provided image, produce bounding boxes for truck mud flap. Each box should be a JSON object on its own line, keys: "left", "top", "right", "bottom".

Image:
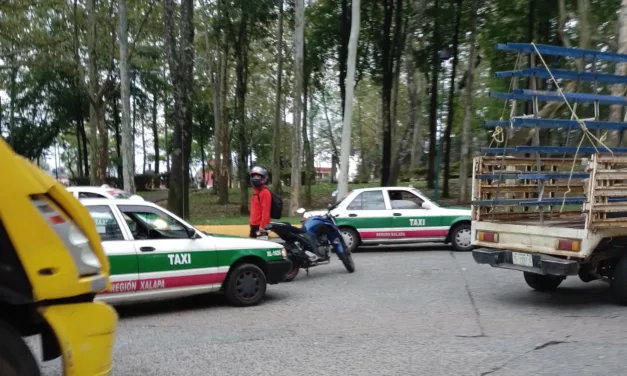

{"left": 472, "top": 248, "right": 579, "bottom": 276}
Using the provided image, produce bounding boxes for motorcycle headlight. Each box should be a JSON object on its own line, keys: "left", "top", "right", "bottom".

{"left": 281, "top": 247, "right": 287, "bottom": 259}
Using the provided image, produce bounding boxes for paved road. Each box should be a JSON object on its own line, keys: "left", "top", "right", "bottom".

{"left": 30, "top": 246, "right": 627, "bottom": 375}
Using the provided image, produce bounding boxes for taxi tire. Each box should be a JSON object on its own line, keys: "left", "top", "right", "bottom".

{"left": 450, "top": 223, "right": 473, "bottom": 252}
{"left": 225, "top": 263, "right": 267, "bottom": 307}
{"left": 340, "top": 227, "right": 360, "bottom": 253}
{"left": 0, "top": 321, "right": 40, "bottom": 376}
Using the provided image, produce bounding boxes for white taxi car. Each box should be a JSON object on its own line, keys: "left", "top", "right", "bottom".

{"left": 81, "top": 199, "right": 291, "bottom": 307}
{"left": 304, "top": 187, "right": 472, "bottom": 252}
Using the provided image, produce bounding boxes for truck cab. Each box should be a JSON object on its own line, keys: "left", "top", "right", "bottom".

{"left": 0, "top": 138, "right": 118, "bottom": 375}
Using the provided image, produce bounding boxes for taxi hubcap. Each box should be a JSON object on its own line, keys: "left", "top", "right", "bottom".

{"left": 455, "top": 228, "right": 472, "bottom": 248}
{"left": 236, "top": 270, "right": 261, "bottom": 299}
{"left": 341, "top": 231, "right": 354, "bottom": 249}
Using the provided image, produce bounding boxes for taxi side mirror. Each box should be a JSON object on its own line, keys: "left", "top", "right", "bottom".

{"left": 421, "top": 202, "right": 431, "bottom": 210}
{"left": 186, "top": 227, "right": 197, "bottom": 238}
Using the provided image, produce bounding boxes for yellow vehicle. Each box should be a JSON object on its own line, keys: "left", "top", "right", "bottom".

{"left": 0, "top": 138, "right": 118, "bottom": 375}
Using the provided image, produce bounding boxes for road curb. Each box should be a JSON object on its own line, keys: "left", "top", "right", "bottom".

{"left": 194, "top": 224, "right": 301, "bottom": 238}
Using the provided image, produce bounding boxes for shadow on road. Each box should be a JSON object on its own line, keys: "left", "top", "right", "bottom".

{"left": 114, "top": 291, "right": 287, "bottom": 319}
{"left": 497, "top": 283, "right": 616, "bottom": 308}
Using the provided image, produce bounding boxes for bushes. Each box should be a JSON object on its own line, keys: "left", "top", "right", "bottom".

{"left": 134, "top": 173, "right": 159, "bottom": 191}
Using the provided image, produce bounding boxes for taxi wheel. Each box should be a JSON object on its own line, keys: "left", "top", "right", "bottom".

{"left": 340, "top": 227, "right": 360, "bottom": 253}
{"left": 225, "top": 263, "right": 267, "bottom": 307}
{"left": 0, "top": 322, "right": 41, "bottom": 376}
{"left": 450, "top": 223, "right": 473, "bottom": 252}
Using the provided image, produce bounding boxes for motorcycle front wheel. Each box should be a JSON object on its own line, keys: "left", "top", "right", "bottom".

{"left": 337, "top": 238, "right": 355, "bottom": 273}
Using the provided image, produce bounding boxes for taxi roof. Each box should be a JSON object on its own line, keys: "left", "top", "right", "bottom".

{"left": 79, "top": 198, "right": 156, "bottom": 206}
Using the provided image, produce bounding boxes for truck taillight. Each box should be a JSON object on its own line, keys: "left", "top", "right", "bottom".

{"left": 557, "top": 239, "right": 581, "bottom": 252}
{"left": 477, "top": 231, "right": 498, "bottom": 243}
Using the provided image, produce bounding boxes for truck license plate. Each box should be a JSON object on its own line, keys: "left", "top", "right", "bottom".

{"left": 512, "top": 252, "right": 533, "bottom": 267}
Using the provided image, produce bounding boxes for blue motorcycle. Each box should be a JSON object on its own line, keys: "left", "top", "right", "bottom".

{"left": 267, "top": 197, "right": 355, "bottom": 281}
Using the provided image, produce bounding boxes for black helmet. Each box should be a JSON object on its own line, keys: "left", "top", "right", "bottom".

{"left": 250, "top": 166, "right": 269, "bottom": 187}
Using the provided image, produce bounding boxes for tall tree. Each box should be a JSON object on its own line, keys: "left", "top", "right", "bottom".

{"left": 119, "top": 0, "right": 136, "bottom": 193}
{"left": 164, "top": 0, "right": 195, "bottom": 218}
{"left": 442, "top": 0, "right": 462, "bottom": 198}
{"left": 609, "top": 0, "right": 627, "bottom": 146}
{"left": 85, "top": 0, "right": 114, "bottom": 185}
{"left": 291, "top": 0, "right": 305, "bottom": 215}
{"left": 337, "top": 0, "right": 361, "bottom": 200}
{"left": 272, "top": 0, "right": 285, "bottom": 193}
{"left": 426, "top": 0, "right": 441, "bottom": 189}
{"left": 459, "top": 0, "right": 479, "bottom": 203}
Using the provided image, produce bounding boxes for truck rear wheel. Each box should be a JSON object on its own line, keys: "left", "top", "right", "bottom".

{"left": 0, "top": 322, "right": 40, "bottom": 376}
{"left": 523, "top": 272, "right": 564, "bottom": 292}
{"left": 611, "top": 256, "right": 627, "bottom": 305}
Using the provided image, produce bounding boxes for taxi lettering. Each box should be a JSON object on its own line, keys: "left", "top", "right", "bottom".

{"left": 410, "top": 218, "right": 426, "bottom": 227}
{"left": 140, "top": 279, "right": 165, "bottom": 290}
{"left": 110, "top": 281, "right": 137, "bottom": 293}
{"left": 168, "top": 253, "right": 191, "bottom": 265}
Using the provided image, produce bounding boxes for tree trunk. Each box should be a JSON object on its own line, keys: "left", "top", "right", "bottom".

{"left": 426, "top": 0, "right": 441, "bottom": 189}
{"left": 303, "top": 59, "right": 312, "bottom": 207}
{"left": 379, "top": 0, "right": 397, "bottom": 186}
{"left": 337, "top": 0, "right": 361, "bottom": 200}
{"left": 152, "top": 92, "right": 160, "bottom": 175}
{"left": 408, "top": 54, "right": 423, "bottom": 172}
{"left": 113, "top": 94, "right": 123, "bottom": 181}
{"left": 442, "top": 0, "right": 462, "bottom": 198}
{"left": 272, "top": 0, "right": 284, "bottom": 194}
{"left": 9, "top": 64, "right": 16, "bottom": 146}
{"left": 459, "top": 0, "right": 479, "bottom": 203}
{"left": 86, "top": 0, "right": 109, "bottom": 185}
{"left": 118, "top": 0, "right": 135, "bottom": 193}
{"left": 290, "top": 0, "right": 305, "bottom": 215}
{"left": 164, "top": 0, "right": 195, "bottom": 218}
{"left": 142, "top": 119, "right": 147, "bottom": 174}
{"left": 609, "top": 0, "right": 627, "bottom": 146}
{"left": 235, "top": 11, "right": 250, "bottom": 215}
{"left": 339, "top": 0, "right": 351, "bottom": 117}
{"left": 321, "top": 90, "right": 340, "bottom": 180}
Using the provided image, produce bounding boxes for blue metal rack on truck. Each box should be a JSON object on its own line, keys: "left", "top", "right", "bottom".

{"left": 471, "top": 42, "right": 627, "bottom": 304}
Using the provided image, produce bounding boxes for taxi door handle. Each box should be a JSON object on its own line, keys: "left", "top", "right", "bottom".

{"left": 140, "top": 246, "right": 155, "bottom": 252}
{"left": 393, "top": 213, "right": 402, "bottom": 216}
{"left": 348, "top": 214, "right": 358, "bottom": 217}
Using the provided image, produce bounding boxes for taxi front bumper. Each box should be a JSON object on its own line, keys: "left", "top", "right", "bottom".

{"left": 39, "top": 301, "right": 118, "bottom": 376}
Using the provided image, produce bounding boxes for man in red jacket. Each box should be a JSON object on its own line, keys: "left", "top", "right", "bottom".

{"left": 249, "top": 166, "right": 272, "bottom": 239}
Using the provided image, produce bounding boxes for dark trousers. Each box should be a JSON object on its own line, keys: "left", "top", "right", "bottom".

{"left": 249, "top": 225, "right": 260, "bottom": 238}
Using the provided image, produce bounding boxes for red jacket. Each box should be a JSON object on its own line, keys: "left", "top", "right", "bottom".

{"left": 250, "top": 185, "right": 272, "bottom": 229}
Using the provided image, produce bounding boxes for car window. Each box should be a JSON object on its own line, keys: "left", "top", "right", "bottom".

{"left": 388, "top": 190, "right": 424, "bottom": 209}
{"left": 347, "top": 191, "right": 386, "bottom": 210}
{"left": 118, "top": 205, "right": 189, "bottom": 240}
{"left": 79, "top": 191, "right": 107, "bottom": 199}
{"left": 86, "top": 205, "right": 125, "bottom": 241}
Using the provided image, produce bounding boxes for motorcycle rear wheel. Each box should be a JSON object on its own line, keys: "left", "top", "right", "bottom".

{"left": 285, "top": 257, "right": 300, "bottom": 282}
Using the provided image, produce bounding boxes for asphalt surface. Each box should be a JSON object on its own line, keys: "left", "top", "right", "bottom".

{"left": 29, "top": 245, "right": 627, "bottom": 376}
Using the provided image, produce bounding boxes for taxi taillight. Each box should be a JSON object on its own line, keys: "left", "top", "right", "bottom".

{"left": 557, "top": 239, "right": 581, "bottom": 252}
{"left": 477, "top": 231, "right": 498, "bottom": 243}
